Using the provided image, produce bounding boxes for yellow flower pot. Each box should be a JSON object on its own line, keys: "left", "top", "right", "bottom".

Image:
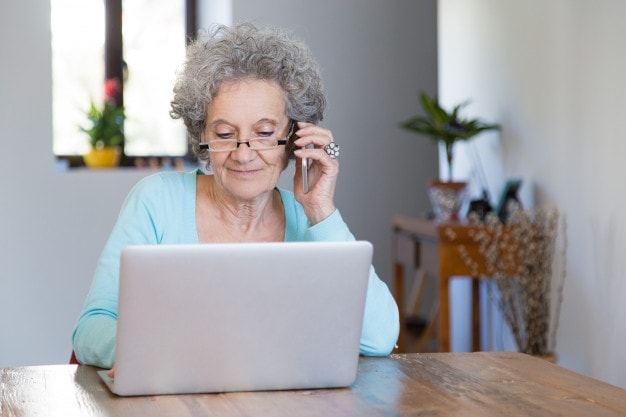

{"left": 83, "top": 147, "right": 121, "bottom": 168}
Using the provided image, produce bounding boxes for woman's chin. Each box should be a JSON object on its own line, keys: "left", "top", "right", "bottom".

{"left": 225, "top": 182, "right": 276, "bottom": 201}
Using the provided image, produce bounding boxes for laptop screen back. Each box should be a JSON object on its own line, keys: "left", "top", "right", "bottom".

{"left": 106, "top": 241, "right": 373, "bottom": 396}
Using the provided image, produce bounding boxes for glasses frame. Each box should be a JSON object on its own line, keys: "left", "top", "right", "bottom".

{"left": 200, "top": 121, "right": 296, "bottom": 152}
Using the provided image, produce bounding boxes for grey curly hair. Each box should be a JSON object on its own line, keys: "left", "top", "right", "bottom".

{"left": 170, "top": 21, "right": 326, "bottom": 162}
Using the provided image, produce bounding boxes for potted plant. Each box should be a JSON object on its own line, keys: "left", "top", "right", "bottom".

{"left": 400, "top": 92, "right": 500, "bottom": 220}
{"left": 80, "top": 78, "right": 125, "bottom": 168}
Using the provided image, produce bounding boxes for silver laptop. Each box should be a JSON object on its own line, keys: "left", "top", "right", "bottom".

{"left": 98, "top": 241, "right": 373, "bottom": 396}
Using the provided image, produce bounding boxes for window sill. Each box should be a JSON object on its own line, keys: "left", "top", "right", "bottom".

{"left": 55, "top": 155, "right": 200, "bottom": 172}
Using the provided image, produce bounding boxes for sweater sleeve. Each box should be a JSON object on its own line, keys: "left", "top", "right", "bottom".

{"left": 281, "top": 190, "right": 400, "bottom": 356}
{"left": 72, "top": 173, "right": 189, "bottom": 368}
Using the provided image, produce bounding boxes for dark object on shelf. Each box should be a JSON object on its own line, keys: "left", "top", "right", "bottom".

{"left": 496, "top": 179, "right": 523, "bottom": 222}
{"left": 467, "top": 189, "right": 493, "bottom": 221}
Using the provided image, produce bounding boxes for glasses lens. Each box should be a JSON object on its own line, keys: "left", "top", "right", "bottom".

{"left": 206, "top": 137, "right": 285, "bottom": 152}
{"left": 249, "top": 137, "right": 279, "bottom": 150}
{"left": 208, "top": 140, "right": 237, "bottom": 151}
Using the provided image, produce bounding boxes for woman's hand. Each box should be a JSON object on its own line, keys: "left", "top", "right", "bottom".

{"left": 293, "top": 122, "right": 338, "bottom": 225}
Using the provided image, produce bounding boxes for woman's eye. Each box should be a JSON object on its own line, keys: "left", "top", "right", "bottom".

{"left": 256, "top": 131, "right": 275, "bottom": 138}
{"left": 216, "top": 133, "right": 234, "bottom": 139}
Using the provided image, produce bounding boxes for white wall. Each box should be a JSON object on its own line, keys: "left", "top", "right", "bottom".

{"left": 440, "top": 0, "right": 626, "bottom": 388}
{"left": 0, "top": 1, "right": 152, "bottom": 366}
{"left": 0, "top": 0, "right": 437, "bottom": 366}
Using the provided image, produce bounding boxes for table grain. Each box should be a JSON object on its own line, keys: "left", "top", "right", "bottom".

{"left": 2, "top": 352, "right": 626, "bottom": 416}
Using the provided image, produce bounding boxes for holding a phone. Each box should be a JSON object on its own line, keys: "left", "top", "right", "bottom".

{"left": 301, "top": 144, "right": 313, "bottom": 193}
{"left": 292, "top": 122, "right": 340, "bottom": 230}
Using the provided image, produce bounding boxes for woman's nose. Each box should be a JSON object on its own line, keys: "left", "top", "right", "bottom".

{"left": 230, "top": 140, "right": 256, "bottom": 161}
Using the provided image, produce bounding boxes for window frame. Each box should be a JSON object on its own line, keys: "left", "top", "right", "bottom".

{"left": 56, "top": 0, "right": 197, "bottom": 168}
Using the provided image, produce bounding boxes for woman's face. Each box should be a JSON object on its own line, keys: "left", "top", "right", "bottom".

{"left": 205, "top": 79, "right": 290, "bottom": 201}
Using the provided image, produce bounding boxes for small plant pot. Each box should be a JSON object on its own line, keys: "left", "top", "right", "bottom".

{"left": 83, "top": 146, "right": 121, "bottom": 168}
{"left": 427, "top": 180, "right": 468, "bottom": 222}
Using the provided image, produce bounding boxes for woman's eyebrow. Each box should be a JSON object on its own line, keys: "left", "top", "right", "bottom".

{"left": 208, "top": 118, "right": 280, "bottom": 129}
{"left": 207, "top": 119, "right": 235, "bottom": 129}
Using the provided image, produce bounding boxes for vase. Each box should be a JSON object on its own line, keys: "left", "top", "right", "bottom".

{"left": 427, "top": 180, "right": 468, "bottom": 222}
{"left": 83, "top": 146, "right": 121, "bottom": 168}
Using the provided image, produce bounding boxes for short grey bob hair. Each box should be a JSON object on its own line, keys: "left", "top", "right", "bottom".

{"left": 170, "top": 21, "right": 327, "bottom": 161}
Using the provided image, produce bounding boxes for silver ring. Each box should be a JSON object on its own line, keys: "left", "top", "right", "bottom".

{"left": 324, "top": 142, "right": 340, "bottom": 159}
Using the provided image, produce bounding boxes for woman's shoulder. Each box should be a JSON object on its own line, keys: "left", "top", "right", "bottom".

{"left": 123, "top": 170, "right": 200, "bottom": 207}
{"left": 277, "top": 187, "right": 296, "bottom": 202}
{"left": 132, "top": 169, "right": 199, "bottom": 192}
{"left": 277, "top": 188, "right": 301, "bottom": 213}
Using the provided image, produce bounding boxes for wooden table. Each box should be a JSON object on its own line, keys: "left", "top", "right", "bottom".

{"left": 393, "top": 215, "right": 501, "bottom": 352}
{"left": 3, "top": 352, "right": 626, "bottom": 416}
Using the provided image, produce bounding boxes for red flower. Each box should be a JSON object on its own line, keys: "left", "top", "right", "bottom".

{"left": 104, "top": 78, "right": 121, "bottom": 102}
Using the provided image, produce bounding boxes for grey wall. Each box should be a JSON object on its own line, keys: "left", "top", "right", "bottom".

{"left": 0, "top": 0, "right": 437, "bottom": 366}
{"left": 233, "top": 0, "right": 439, "bottom": 274}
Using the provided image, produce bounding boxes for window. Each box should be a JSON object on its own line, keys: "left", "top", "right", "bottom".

{"left": 51, "top": 0, "right": 197, "bottom": 167}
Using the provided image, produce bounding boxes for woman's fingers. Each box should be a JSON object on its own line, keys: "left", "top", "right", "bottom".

{"left": 293, "top": 122, "right": 336, "bottom": 151}
{"left": 292, "top": 122, "right": 338, "bottom": 224}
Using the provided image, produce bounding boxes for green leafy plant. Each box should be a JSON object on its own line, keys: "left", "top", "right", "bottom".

{"left": 400, "top": 91, "right": 500, "bottom": 181}
{"left": 80, "top": 78, "right": 125, "bottom": 149}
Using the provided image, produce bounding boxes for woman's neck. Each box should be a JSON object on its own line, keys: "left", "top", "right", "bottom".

{"left": 196, "top": 176, "right": 284, "bottom": 243}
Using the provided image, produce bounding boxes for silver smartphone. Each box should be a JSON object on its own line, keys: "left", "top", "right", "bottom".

{"left": 302, "top": 156, "right": 309, "bottom": 193}
{"left": 301, "top": 144, "right": 313, "bottom": 193}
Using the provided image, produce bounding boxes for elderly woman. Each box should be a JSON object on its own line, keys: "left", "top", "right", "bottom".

{"left": 72, "top": 22, "right": 399, "bottom": 369}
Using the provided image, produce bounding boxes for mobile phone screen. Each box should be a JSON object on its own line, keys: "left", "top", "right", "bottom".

{"left": 302, "top": 157, "right": 309, "bottom": 193}
{"left": 301, "top": 143, "right": 313, "bottom": 193}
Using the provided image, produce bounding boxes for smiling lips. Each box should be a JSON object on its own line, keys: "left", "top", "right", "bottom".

{"left": 229, "top": 167, "right": 262, "bottom": 177}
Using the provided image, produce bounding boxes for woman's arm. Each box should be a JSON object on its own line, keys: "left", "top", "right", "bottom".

{"left": 72, "top": 172, "right": 193, "bottom": 367}
{"left": 292, "top": 204, "right": 399, "bottom": 356}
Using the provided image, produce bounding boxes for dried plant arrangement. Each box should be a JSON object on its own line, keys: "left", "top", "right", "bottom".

{"left": 451, "top": 205, "right": 567, "bottom": 356}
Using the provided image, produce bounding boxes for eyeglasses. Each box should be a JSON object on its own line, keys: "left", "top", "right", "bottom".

{"left": 200, "top": 121, "right": 295, "bottom": 152}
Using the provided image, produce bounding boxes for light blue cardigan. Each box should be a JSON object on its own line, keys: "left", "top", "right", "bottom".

{"left": 72, "top": 170, "right": 399, "bottom": 368}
